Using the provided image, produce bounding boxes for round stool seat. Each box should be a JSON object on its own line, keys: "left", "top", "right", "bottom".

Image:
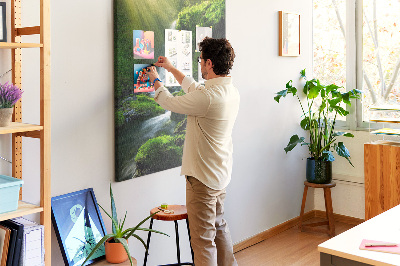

{"left": 150, "top": 205, "right": 188, "bottom": 221}
{"left": 304, "top": 181, "right": 336, "bottom": 188}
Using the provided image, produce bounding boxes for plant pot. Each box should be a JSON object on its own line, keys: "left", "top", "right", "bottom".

{"left": 105, "top": 238, "right": 128, "bottom": 264}
{"left": 306, "top": 158, "right": 332, "bottom": 184}
{"left": 0, "top": 108, "right": 13, "bottom": 127}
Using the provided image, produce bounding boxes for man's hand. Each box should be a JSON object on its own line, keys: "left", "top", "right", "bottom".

{"left": 154, "top": 56, "right": 175, "bottom": 72}
{"left": 143, "top": 66, "right": 159, "bottom": 83}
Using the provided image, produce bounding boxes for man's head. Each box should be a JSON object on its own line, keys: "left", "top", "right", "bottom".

{"left": 199, "top": 38, "right": 235, "bottom": 79}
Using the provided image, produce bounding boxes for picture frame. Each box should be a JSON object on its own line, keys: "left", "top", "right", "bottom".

{"left": 279, "top": 11, "right": 300, "bottom": 56}
{"left": 51, "top": 188, "right": 107, "bottom": 266}
{"left": 0, "top": 2, "right": 6, "bottom": 42}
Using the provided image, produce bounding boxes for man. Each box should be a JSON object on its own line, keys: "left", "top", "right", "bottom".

{"left": 144, "top": 37, "right": 239, "bottom": 266}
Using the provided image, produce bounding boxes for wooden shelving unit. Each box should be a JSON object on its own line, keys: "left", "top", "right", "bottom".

{"left": 0, "top": 0, "right": 51, "bottom": 265}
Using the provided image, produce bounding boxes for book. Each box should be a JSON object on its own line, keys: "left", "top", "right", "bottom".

{"left": 0, "top": 225, "right": 11, "bottom": 266}
{"left": 11, "top": 217, "right": 44, "bottom": 266}
{"left": 0, "top": 223, "right": 16, "bottom": 266}
{"left": 359, "top": 239, "right": 400, "bottom": 255}
{"left": 0, "top": 220, "right": 23, "bottom": 266}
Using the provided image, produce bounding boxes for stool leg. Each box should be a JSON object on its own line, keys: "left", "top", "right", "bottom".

{"left": 186, "top": 218, "right": 194, "bottom": 264}
{"left": 143, "top": 218, "right": 154, "bottom": 266}
{"left": 323, "top": 188, "right": 335, "bottom": 237}
{"left": 299, "top": 185, "right": 308, "bottom": 231}
{"left": 174, "top": 220, "right": 181, "bottom": 265}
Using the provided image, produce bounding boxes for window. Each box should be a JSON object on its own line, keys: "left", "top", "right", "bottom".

{"left": 313, "top": 0, "right": 400, "bottom": 130}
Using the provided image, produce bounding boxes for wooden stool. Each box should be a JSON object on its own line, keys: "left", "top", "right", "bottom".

{"left": 299, "top": 181, "right": 336, "bottom": 237}
{"left": 143, "top": 205, "right": 194, "bottom": 266}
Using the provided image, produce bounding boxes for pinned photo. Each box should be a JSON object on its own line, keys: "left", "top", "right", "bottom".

{"left": 133, "top": 64, "right": 155, "bottom": 93}
{"left": 133, "top": 30, "right": 155, "bottom": 59}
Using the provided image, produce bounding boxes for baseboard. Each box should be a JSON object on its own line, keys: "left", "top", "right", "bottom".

{"left": 233, "top": 210, "right": 315, "bottom": 253}
{"left": 233, "top": 210, "right": 365, "bottom": 253}
{"left": 314, "top": 210, "right": 364, "bottom": 225}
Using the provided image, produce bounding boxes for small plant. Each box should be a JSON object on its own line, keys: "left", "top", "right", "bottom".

{"left": 0, "top": 82, "right": 23, "bottom": 108}
{"left": 81, "top": 185, "right": 168, "bottom": 266}
{"left": 274, "top": 69, "right": 362, "bottom": 165}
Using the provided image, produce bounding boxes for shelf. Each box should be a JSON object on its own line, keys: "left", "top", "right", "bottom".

{"left": 0, "top": 201, "right": 43, "bottom": 222}
{"left": 0, "top": 122, "right": 42, "bottom": 134}
{"left": 0, "top": 42, "right": 43, "bottom": 49}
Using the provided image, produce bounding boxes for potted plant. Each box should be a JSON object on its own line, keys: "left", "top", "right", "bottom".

{"left": 82, "top": 185, "right": 168, "bottom": 266}
{"left": 0, "top": 82, "right": 23, "bottom": 127}
{"left": 274, "top": 69, "right": 362, "bottom": 183}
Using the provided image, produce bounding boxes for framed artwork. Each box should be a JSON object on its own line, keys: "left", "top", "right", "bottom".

{"left": 114, "top": 0, "right": 226, "bottom": 182}
{"left": 0, "top": 2, "right": 6, "bottom": 42}
{"left": 279, "top": 11, "right": 300, "bottom": 56}
{"left": 51, "top": 188, "right": 107, "bottom": 266}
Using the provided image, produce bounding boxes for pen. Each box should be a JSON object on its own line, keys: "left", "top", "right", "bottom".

{"left": 365, "top": 242, "right": 398, "bottom": 247}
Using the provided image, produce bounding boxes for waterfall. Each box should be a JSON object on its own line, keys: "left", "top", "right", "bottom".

{"left": 140, "top": 111, "right": 172, "bottom": 138}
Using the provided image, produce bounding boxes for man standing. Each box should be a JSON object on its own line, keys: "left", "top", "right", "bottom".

{"left": 144, "top": 37, "right": 239, "bottom": 266}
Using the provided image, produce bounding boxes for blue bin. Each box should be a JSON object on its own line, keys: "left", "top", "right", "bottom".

{"left": 0, "top": 175, "right": 24, "bottom": 214}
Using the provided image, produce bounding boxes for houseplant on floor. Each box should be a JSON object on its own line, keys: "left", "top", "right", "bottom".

{"left": 81, "top": 185, "right": 168, "bottom": 266}
{"left": 274, "top": 69, "right": 362, "bottom": 183}
{"left": 0, "top": 82, "right": 23, "bottom": 127}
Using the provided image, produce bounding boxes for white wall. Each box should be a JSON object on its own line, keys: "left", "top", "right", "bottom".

{"left": 1, "top": 0, "right": 319, "bottom": 265}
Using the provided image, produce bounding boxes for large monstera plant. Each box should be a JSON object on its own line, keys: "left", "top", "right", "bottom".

{"left": 274, "top": 69, "right": 362, "bottom": 166}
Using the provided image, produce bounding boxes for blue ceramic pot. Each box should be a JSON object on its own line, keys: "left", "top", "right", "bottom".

{"left": 306, "top": 158, "right": 332, "bottom": 184}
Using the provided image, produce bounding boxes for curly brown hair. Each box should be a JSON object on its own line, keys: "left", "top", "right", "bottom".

{"left": 199, "top": 37, "right": 235, "bottom": 75}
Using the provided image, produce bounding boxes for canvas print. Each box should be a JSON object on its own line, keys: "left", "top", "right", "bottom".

{"left": 114, "top": 0, "right": 226, "bottom": 182}
{"left": 51, "top": 189, "right": 107, "bottom": 266}
{"left": 133, "top": 30, "right": 155, "bottom": 59}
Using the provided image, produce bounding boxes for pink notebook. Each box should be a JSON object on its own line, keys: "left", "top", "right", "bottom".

{"left": 359, "top": 239, "right": 400, "bottom": 255}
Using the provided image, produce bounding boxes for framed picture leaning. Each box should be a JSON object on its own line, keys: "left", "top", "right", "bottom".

{"left": 51, "top": 188, "right": 107, "bottom": 266}
{"left": 279, "top": 11, "right": 300, "bottom": 56}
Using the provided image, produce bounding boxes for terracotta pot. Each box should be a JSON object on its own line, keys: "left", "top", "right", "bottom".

{"left": 0, "top": 108, "right": 13, "bottom": 127}
{"left": 105, "top": 238, "right": 128, "bottom": 264}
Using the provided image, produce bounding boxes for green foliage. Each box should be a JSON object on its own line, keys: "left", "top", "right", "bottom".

{"left": 81, "top": 185, "right": 168, "bottom": 266}
{"left": 135, "top": 135, "right": 183, "bottom": 176}
{"left": 115, "top": 110, "right": 125, "bottom": 127}
{"left": 274, "top": 69, "right": 362, "bottom": 165}
{"left": 130, "top": 94, "right": 165, "bottom": 117}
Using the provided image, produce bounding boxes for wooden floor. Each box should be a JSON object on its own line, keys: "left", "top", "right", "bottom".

{"left": 234, "top": 217, "right": 355, "bottom": 266}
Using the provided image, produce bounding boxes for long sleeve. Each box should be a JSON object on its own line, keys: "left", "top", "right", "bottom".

{"left": 154, "top": 83, "right": 210, "bottom": 117}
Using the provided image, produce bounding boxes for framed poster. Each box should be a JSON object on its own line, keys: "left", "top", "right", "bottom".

{"left": 51, "top": 188, "right": 107, "bottom": 266}
{"left": 114, "top": 0, "right": 226, "bottom": 182}
{"left": 0, "top": 2, "right": 6, "bottom": 42}
{"left": 279, "top": 11, "right": 300, "bottom": 56}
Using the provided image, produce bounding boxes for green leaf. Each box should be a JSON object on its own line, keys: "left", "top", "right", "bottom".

{"left": 342, "top": 92, "right": 351, "bottom": 105}
{"left": 110, "top": 185, "right": 118, "bottom": 234}
{"left": 328, "top": 98, "right": 342, "bottom": 108}
{"left": 300, "top": 117, "right": 310, "bottom": 130}
{"left": 300, "top": 69, "right": 306, "bottom": 78}
{"left": 284, "top": 135, "right": 305, "bottom": 153}
{"left": 307, "top": 85, "right": 320, "bottom": 99}
{"left": 124, "top": 211, "right": 160, "bottom": 239}
{"left": 321, "top": 151, "right": 335, "bottom": 162}
{"left": 286, "top": 80, "right": 293, "bottom": 89}
{"left": 274, "top": 89, "right": 288, "bottom": 103}
{"left": 131, "top": 234, "right": 148, "bottom": 250}
{"left": 136, "top": 227, "right": 170, "bottom": 237}
{"left": 81, "top": 234, "right": 115, "bottom": 266}
{"left": 335, "top": 142, "right": 354, "bottom": 167}
{"left": 325, "top": 84, "right": 339, "bottom": 94}
{"left": 343, "top": 132, "right": 354, "bottom": 137}
{"left": 115, "top": 238, "right": 133, "bottom": 266}
{"left": 98, "top": 204, "right": 119, "bottom": 235}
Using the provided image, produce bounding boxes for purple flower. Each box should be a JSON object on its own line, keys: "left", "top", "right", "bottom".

{"left": 0, "top": 82, "right": 24, "bottom": 108}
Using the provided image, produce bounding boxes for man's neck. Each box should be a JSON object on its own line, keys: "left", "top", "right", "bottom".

{"left": 206, "top": 72, "right": 227, "bottom": 80}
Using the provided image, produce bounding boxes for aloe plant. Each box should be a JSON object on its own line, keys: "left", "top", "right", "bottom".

{"left": 81, "top": 185, "right": 168, "bottom": 266}
{"left": 274, "top": 69, "right": 362, "bottom": 166}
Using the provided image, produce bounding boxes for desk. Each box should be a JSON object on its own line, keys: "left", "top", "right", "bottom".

{"left": 318, "top": 204, "right": 400, "bottom": 266}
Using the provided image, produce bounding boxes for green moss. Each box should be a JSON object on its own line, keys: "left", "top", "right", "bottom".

{"left": 135, "top": 135, "right": 183, "bottom": 176}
